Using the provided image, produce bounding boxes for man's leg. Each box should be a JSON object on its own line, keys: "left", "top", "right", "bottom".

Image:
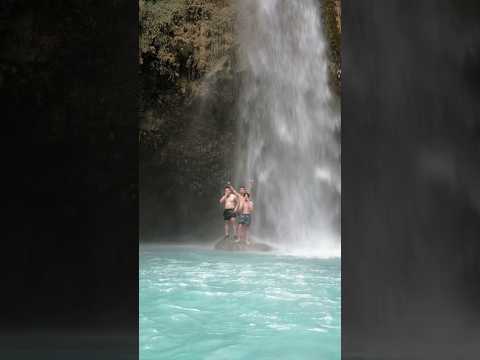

{"left": 224, "top": 221, "right": 229, "bottom": 237}
{"left": 238, "top": 224, "right": 244, "bottom": 243}
{"left": 230, "top": 217, "right": 237, "bottom": 238}
{"left": 235, "top": 220, "right": 241, "bottom": 238}
{"left": 245, "top": 225, "right": 250, "bottom": 245}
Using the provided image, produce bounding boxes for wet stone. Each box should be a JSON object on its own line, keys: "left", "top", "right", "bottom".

{"left": 214, "top": 236, "right": 273, "bottom": 252}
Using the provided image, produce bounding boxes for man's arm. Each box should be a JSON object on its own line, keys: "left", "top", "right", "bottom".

{"left": 247, "top": 180, "right": 255, "bottom": 196}
{"left": 234, "top": 195, "right": 243, "bottom": 213}
{"left": 229, "top": 185, "right": 241, "bottom": 197}
{"left": 219, "top": 194, "right": 227, "bottom": 204}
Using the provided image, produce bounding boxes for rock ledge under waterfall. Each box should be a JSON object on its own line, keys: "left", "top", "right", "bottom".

{"left": 214, "top": 237, "right": 273, "bottom": 252}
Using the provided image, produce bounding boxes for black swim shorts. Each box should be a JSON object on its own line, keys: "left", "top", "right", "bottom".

{"left": 223, "top": 208, "right": 236, "bottom": 220}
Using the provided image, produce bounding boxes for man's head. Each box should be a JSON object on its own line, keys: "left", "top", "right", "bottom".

{"left": 224, "top": 186, "right": 232, "bottom": 195}
{"left": 239, "top": 186, "right": 246, "bottom": 195}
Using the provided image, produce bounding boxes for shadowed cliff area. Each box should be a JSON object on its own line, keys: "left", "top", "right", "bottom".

{"left": 343, "top": 1, "right": 480, "bottom": 358}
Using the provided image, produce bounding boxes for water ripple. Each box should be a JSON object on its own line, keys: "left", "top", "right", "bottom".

{"left": 140, "top": 245, "right": 340, "bottom": 360}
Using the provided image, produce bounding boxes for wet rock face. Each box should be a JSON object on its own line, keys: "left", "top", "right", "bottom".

{"left": 139, "top": 0, "right": 237, "bottom": 239}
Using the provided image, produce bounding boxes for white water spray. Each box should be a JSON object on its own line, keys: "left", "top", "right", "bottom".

{"left": 235, "top": 0, "right": 340, "bottom": 257}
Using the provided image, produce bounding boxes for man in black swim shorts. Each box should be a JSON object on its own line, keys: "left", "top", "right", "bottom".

{"left": 223, "top": 208, "right": 236, "bottom": 221}
{"left": 219, "top": 185, "right": 238, "bottom": 239}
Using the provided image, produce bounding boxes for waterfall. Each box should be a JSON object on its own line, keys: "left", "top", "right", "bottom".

{"left": 235, "top": 0, "right": 340, "bottom": 256}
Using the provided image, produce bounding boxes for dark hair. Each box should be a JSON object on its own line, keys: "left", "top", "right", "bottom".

{"left": 239, "top": 185, "right": 246, "bottom": 189}
{"left": 244, "top": 192, "right": 250, "bottom": 198}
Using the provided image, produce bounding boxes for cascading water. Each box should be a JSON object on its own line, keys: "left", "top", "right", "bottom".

{"left": 235, "top": 0, "right": 340, "bottom": 256}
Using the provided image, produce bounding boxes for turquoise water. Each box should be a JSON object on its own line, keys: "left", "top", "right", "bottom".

{"left": 140, "top": 245, "right": 340, "bottom": 360}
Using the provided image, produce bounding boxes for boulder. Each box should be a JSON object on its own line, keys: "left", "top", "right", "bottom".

{"left": 214, "top": 236, "right": 273, "bottom": 252}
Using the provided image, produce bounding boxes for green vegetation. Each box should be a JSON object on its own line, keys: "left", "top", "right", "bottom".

{"left": 139, "top": 0, "right": 233, "bottom": 100}
{"left": 320, "top": 0, "right": 341, "bottom": 93}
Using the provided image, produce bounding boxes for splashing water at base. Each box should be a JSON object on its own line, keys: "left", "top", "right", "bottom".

{"left": 235, "top": 0, "right": 340, "bottom": 255}
{"left": 140, "top": 245, "right": 340, "bottom": 360}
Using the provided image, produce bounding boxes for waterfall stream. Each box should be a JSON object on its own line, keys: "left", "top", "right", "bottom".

{"left": 235, "top": 0, "right": 340, "bottom": 256}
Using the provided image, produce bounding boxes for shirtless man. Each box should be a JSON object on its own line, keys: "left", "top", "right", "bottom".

{"left": 219, "top": 185, "right": 238, "bottom": 239}
{"left": 230, "top": 180, "right": 254, "bottom": 233}
{"left": 242, "top": 180, "right": 254, "bottom": 197}
{"left": 237, "top": 192, "right": 254, "bottom": 245}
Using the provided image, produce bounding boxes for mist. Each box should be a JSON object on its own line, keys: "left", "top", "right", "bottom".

{"left": 342, "top": 1, "right": 480, "bottom": 358}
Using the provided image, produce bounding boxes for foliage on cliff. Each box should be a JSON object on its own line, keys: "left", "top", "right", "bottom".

{"left": 320, "top": 0, "right": 341, "bottom": 93}
{"left": 139, "top": 0, "right": 233, "bottom": 102}
{"left": 139, "top": 0, "right": 236, "bottom": 154}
